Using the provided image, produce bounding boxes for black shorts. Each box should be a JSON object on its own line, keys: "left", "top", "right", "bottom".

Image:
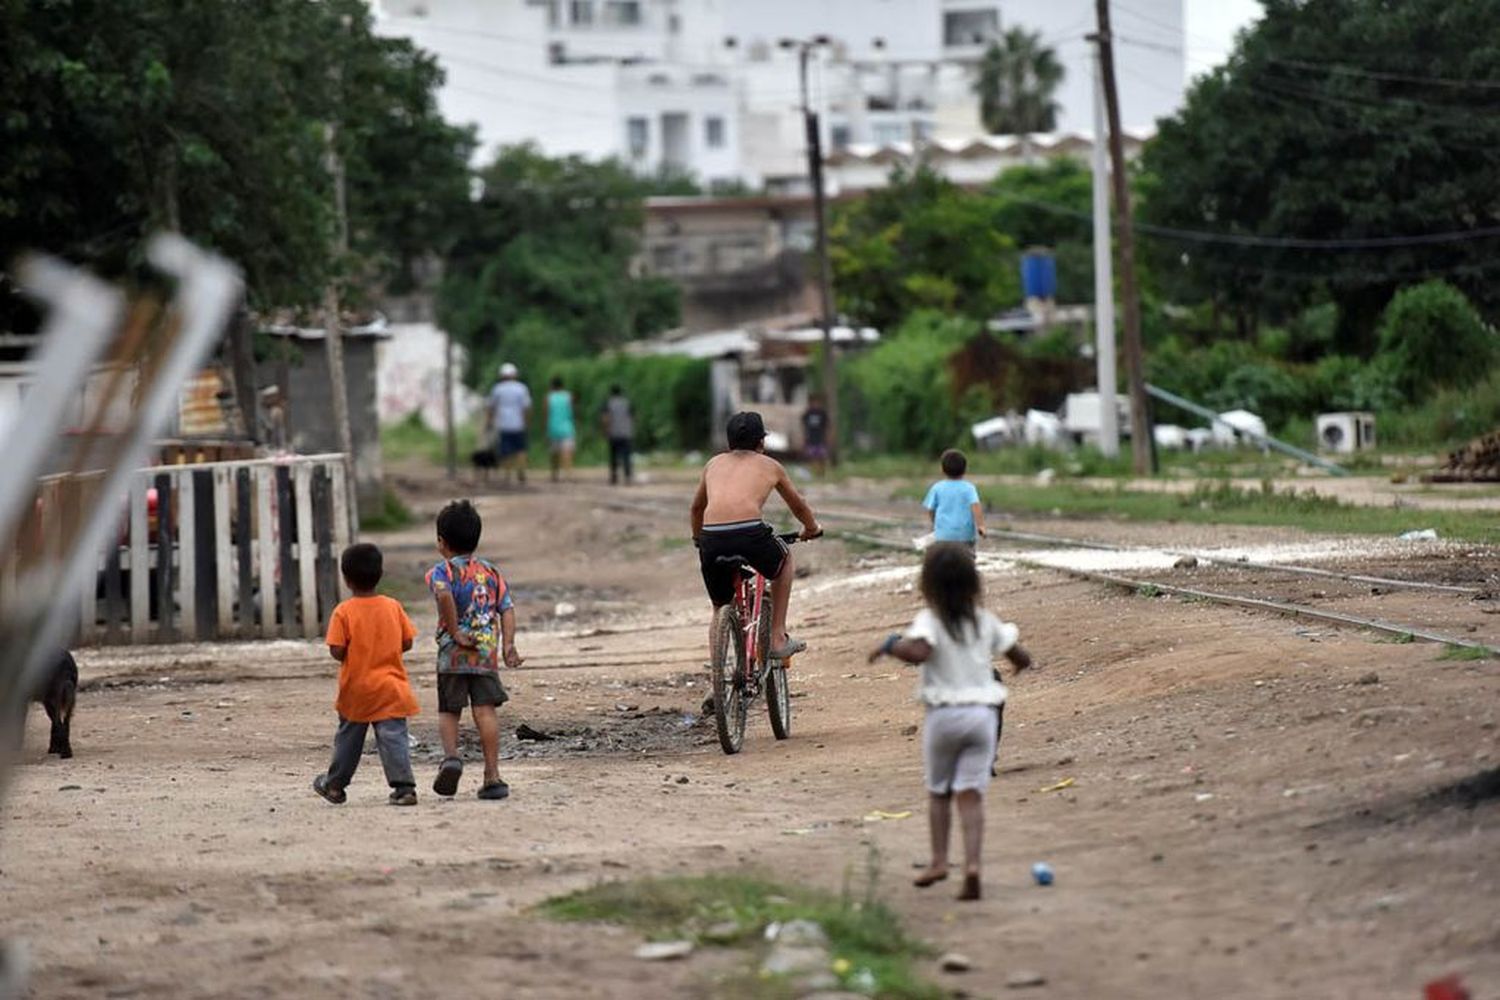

{"left": 437, "top": 672, "right": 509, "bottom": 714}
{"left": 698, "top": 521, "right": 788, "bottom": 606}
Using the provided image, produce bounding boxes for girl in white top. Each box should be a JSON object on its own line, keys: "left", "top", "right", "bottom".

{"left": 869, "top": 542, "right": 1032, "bottom": 901}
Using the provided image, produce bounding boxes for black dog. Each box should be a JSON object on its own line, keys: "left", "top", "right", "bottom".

{"left": 471, "top": 447, "right": 498, "bottom": 470}
{"left": 34, "top": 651, "right": 77, "bottom": 758}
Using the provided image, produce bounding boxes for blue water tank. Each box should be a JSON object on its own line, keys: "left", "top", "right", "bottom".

{"left": 1020, "top": 249, "right": 1057, "bottom": 301}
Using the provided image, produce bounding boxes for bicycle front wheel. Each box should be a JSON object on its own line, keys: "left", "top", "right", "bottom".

{"left": 710, "top": 604, "right": 747, "bottom": 754}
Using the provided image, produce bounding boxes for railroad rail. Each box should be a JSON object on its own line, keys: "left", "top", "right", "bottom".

{"left": 579, "top": 486, "right": 1499, "bottom": 657}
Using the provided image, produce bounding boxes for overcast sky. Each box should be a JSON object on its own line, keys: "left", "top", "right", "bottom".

{"left": 1184, "top": 0, "right": 1262, "bottom": 75}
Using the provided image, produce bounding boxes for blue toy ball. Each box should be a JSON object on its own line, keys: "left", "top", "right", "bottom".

{"left": 1031, "top": 861, "right": 1055, "bottom": 886}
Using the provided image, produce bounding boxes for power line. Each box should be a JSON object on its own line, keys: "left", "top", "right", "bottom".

{"left": 1263, "top": 55, "right": 1500, "bottom": 91}
{"left": 1002, "top": 194, "right": 1500, "bottom": 250}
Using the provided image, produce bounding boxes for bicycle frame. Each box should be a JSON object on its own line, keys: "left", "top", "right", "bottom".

{"left": 733, "top": 567, "right": 768, "bottom": 685}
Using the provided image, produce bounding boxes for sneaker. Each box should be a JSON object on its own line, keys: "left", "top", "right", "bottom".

{"left": 312, "top": 775, "right": 346, "bottom": 805}
{"left": 389, "top": 788, "right": 418, "bottom": 807}
{"left": 477, "top": 779, "right": 510, "bottom": 801}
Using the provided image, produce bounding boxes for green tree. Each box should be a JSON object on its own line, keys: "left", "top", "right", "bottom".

{"left": 1376, "top": 280, "right": 1496, "bottom": 397}
{"left": 437, "top": 144, "right": 679, "bottom": 382}
{"left": 830, "top": 164, "right": 1019, "bottom": 332}
{"left": 973, "top": 28, "right": 1065, "bottom": 135}
{"left": 1138, "top": 0, "right": 1500, "bottom": 351}
{"left": 989, "top": 158, "right": 1094, "bottom": 302}
{"left": 0, "top": 0, "right": 472, "bottom": 325}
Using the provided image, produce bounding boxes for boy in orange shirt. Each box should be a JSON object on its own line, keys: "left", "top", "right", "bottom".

{"left": 313, "top": 543, "right": 422, "bottom": 806}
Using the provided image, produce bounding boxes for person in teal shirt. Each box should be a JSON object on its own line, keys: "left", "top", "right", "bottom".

{"left": 544, "top": 376, "right": 576, "bottom": 483}
{"left": 923, "top": 449, "right": 987, "bottom": 546}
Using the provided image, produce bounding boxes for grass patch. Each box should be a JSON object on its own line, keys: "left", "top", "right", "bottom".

{"left": 359, "top": 487, "right": 416, "bottom": 532}
{"left": 1380, "top": 632, "right": 1417, "bottom": 645}
{"left": 381, "top": 412, "right": 479, "bottom": 466}
{"left": 1438, "top": 643, "right": 1494, "bottom": 661}
{"left": 963, "top": 480, "right": 1500, "bottom": 543}
{"left": 539, "top": 872, "right": 942, "bottom": 999}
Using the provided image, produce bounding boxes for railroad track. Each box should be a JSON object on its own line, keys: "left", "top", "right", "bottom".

{"left": 575, "top": 484, "right": 1500, "bottom": 657}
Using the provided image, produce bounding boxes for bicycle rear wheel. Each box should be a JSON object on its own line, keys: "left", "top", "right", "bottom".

{"left": 767, "top": 661, "right": 792, "bottom": 739}
{"left": 710, "top": 604, "right": 747, "bottom": 754}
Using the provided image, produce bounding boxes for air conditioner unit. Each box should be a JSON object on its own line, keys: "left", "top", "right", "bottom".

{"left": 1315, "top": 411, "right": 1376, "bottom": 454}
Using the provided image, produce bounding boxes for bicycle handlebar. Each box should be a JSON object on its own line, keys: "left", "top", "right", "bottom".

{"left": 778, "top": 529, "right": 822, "bottom": 544}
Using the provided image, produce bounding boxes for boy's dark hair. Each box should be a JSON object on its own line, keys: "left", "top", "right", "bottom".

{"left": 920, "top": 542, "right": 981, "bottom": 641}
{"left": 550, "top": 375, "right": 563, "bottom": 389}
{"left": 726, "top": 411, "right": 767, "bottom": 450}
{"left": 609, "top": 383, "right": 622, "bottom": 394}
{"left": 436, "top": 499, "right": 483, "bottom": 555}
{"left": 940, "top": 448, "right": 968, "bottom": 478}
{"left": 340, "top": 543, "right": 384, "bottom": 591}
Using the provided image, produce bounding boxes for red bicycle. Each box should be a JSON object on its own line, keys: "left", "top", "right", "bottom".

{"left": 709, "top": 531, "right": 817, "bottom": 754}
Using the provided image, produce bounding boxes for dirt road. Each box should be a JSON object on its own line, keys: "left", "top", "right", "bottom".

{"left": 4, "top": 468, "right": 1498, "bottom": 998}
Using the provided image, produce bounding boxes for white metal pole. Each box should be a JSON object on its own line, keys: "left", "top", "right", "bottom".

{"left": 1091, "top": 50, "right": 1120, "bottom": 459}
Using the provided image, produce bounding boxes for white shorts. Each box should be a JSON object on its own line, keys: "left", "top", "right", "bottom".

{"left": 923, "top": 704, "right": 1000, "bottom": 795}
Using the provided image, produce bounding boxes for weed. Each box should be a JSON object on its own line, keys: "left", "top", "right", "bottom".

{"left": 1438, "top": 643, "right": 1494, "bottom": 661}
{"left": 539, "top": 873, "right": 941, "bottom": 999}
{"left": 359, "top": 488, "right": 415, "bottom": 532}
{"left": 1380, "top": 632, "right": 1416, "bottom": 645}
{"left": 1137, "top": 583, "right": 1162, "bottom": 598}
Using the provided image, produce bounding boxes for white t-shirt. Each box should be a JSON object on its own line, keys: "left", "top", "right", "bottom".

{"left": 488, "top": 380, "right": 532, "bottom": 432}
{"left": 903, "top": 607, "right": 1018, "bottom": 707}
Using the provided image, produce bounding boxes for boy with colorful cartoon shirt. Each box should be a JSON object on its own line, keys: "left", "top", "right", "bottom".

{"left": 425, "top": 500, "right": 522, "bottom": 801}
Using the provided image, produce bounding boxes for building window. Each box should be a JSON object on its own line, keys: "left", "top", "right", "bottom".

{"left": 830, "top": 124, "right": 851, "bottom": 150}
{"left": 626, "top": 117, "right": 649, "bottom": 158}
{"left": 668, "top": 13, "right": 681, "bottom": 34}
{"left": 569, "top": 0, "right": 594, "bottom": 26}
{"left": 944, "top": 8, "right": 999, "bottom": 46}
{"left": 604, "top": 1, "right": 642, "bottom": 26}
{"left": 872, "top": 121, "right": 907, "bottom": 145}
{"left": 704, "top": 116, "right": 726, "bottom": 149}
{"left": 650, "top": 244, "right": 678, "bottom": 274}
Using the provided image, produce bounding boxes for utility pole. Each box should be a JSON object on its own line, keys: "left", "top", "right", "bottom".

{"left": 1089, "top": 49, "right": 1118, "bottom": 460}
{"left": 788, "top": 37, "right": 840, "bottom": 466}
{"left": 323, "top": 119, "right": 359, "bottom": 529}
{"left": 443, "top": 327, "right": 456, "bottom": 480}
{"left": 1092, "top": 0, "right": 1152, "bottom": 474}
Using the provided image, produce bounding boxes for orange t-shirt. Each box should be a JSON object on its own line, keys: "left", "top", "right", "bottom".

{"left": 325, "top": 595, "right": 420, "bottom": 723}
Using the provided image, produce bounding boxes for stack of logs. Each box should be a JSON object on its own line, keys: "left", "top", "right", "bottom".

{"left": 1425, "top": 430, "right": 1500, "bottom": 482}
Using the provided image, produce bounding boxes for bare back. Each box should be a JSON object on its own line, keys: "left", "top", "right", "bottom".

{"left": 699, "top": 451, "right": 784, "bottom": 524}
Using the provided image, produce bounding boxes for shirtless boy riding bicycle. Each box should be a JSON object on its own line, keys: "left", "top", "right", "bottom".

{"left": 691, "top": 411, "right": 822, "bottom": 658}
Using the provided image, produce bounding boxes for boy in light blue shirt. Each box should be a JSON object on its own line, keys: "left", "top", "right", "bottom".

{"left": 923, "top": 449, "right": 986, "bottom": 546}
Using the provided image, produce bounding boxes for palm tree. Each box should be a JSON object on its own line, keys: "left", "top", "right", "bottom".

{"left": 973, "top": 28, "right": 1066, "bottom": 135}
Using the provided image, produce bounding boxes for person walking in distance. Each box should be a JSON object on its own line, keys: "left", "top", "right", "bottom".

{"left": 486, "top": 363, "right": 531, "bottom": 487}
{"left": 601, "top": 384, "right": 635, "bottom": 485}
{"left": 801, "top": 394, "right": 831, "bottom": 477}
{"left": 544, "top": 376, "right": 576, "bottom": 484}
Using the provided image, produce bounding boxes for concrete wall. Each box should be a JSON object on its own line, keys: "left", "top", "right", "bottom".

{"left": 257, "top": 336, "right": 384, "bottom": 509}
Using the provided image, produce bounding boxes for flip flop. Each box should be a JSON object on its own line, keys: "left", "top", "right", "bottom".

{"left": 477, "top": 780, "right": 510, "bottom": 801}
{"left": 768, "top": 636, "right": 808, "bottom": 659}
{"left": 958, "top": 874, "right": 982, "bottom": 901}
{"left": 912, "top": 870, "right": 949, "bottom": 888}
{"left": 433, "top": 757, "right": 463, "bottom": 797}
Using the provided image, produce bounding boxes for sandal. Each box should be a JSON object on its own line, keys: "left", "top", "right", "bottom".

{"left": 957, "top": 873, "right": 982, "bottom": 902}
{"left": 477, "top": 779, "right": 510, "bottom": 801}
{"left": 312, "top": 775, "right": 346, "bottom": 805}
{"left": 912, "top": 869, "right": 949, "bottom": 888}
{"left": 433, "top": 757, "right": 463, "bottom": 797}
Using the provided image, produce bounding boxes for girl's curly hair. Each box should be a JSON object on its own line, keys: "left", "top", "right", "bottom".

{"left": 920, "top": 542, "right": 980, "bottom": 641}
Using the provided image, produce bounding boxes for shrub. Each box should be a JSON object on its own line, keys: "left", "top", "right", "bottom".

{"left": 1377, "top": 280, "right": 1496, "bottom": 397}
{"left": 842, "top": 311, "right": 983, "bottom": 454}
{"left": 545, "top": 353, "right": 711, "bottom": 455}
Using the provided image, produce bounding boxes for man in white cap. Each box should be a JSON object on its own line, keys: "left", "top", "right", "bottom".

{"left": 486, "top": 362, "right": 532, "bottom": 486}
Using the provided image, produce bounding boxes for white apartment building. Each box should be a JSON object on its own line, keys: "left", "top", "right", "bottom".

{"left": 373, "top": 1, "right": 1184, "bottom": 189}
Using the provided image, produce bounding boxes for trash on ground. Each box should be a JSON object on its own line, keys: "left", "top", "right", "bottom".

{"left": 635, "top": 940, "right": 694, "bottom": 961}
{"left": 1398, "top": 528, "right": 1439, "bottom": 541}
{"left": 1037, "top": 777, "right": 1075, "bottom": 793}
{"left": 862, "top": 809, "right": 913, "bottom": 822}
{"left": 515, "top": 724, "right": 555, "bottom": 741}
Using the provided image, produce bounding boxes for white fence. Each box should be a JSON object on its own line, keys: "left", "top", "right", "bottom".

{"left": 3, "top": 454, "right": 352, "bottom": 645}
